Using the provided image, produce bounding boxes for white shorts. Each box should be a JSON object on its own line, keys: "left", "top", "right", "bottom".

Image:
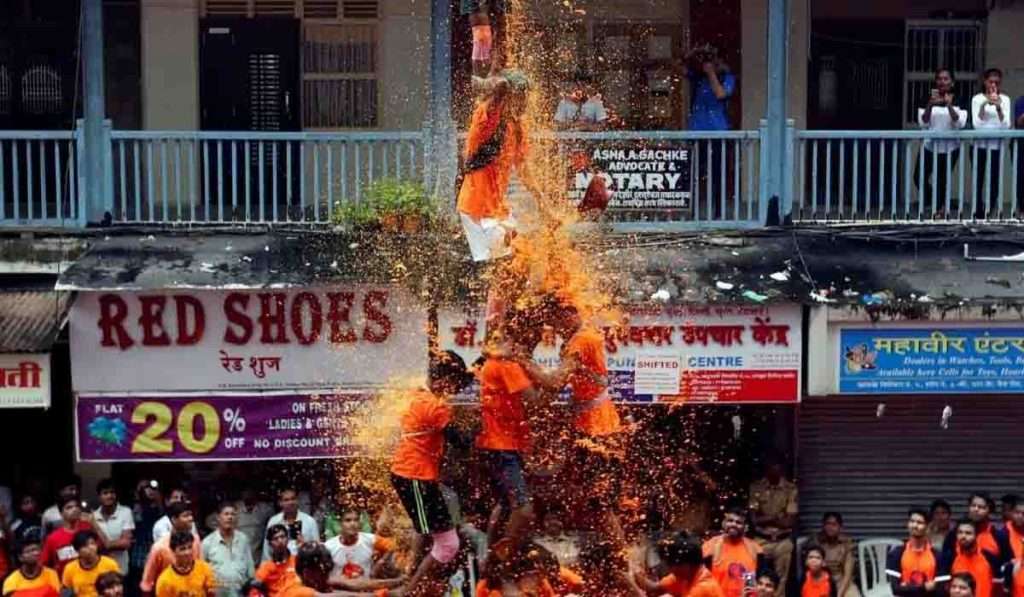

{"left": 459, "top": 212, "right": 516, "bottom": 262}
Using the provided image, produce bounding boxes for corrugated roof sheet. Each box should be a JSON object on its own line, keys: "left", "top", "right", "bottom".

{"left": 0, "top": 291, "right": 70, "bottom": 352}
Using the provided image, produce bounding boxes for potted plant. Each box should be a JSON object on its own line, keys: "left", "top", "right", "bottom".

{"left": 366, "top": 179, "right": 436, "bottom": 233}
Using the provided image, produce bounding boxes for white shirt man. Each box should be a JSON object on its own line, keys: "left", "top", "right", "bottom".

{"left": 324, "top": 532, "right": 392, "bottom": 581}
{"left": 152, "top": 515, "right": 199, "bottom": 542}
{"left": 95, "top": 502, "right": 135, "bottom": 572}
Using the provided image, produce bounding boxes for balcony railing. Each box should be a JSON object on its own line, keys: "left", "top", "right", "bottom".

{"left": 4, "top": 126, "right": 1024, "bottom": 230}
{"left": 795, "top": 130, "right": 1024, "bottom": 223}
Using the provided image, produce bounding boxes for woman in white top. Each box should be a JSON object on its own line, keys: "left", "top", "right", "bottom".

{"left": 917, "top": 68, "right": 967, "bottom": 211}
{"left": 970, "top": 68, "right": 1012, "bottom": 218}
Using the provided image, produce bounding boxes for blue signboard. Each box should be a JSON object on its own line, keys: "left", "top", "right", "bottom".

{"left": 839, "top": 328, "right": 1024, "bottom": 394}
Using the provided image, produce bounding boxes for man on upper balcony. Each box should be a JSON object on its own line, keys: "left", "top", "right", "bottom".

{"left": 554, "top": 72, "right": 608, "bottom": 132}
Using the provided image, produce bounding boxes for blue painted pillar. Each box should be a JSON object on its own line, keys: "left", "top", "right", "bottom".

{"left": 425, "top": 0, "right": 458, "bottom": 204}
{"left": 83, "top": 0, "right": 109, "bottom": 224}
{"left": 763, "top": 0, "right": 790, "bottom": 224}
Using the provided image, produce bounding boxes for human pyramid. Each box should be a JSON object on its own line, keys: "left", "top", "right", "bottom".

{"left": 381, "top": 3, "right": 641, "bottom": 595}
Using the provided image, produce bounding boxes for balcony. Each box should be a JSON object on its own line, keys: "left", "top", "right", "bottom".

{"left": 1, "top": 126, "right": 1023, "bottom": 231}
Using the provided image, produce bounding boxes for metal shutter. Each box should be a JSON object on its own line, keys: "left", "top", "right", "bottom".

{"left": 798, "top": 395, "right": 1024, "bottom": 540}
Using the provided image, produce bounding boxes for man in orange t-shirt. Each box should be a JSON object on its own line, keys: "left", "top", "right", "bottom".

{"left": 1007, "top": 502, "right": 1024, "bottom": 562}
{"left": 277, "top": 545, "right": 368, "bottom": 597}
{"left": 456, "top": 69, "right": 538, "bottom": 263}
{"left": 254, "top": 526, "right": 299, "bottom": 597}
{"left": 476, "top": 343, "right": 539, "bottom": 557}
{"left": 635, "top": 532, "right": 725, "bottom": 597}
{"left": 941, "top": 520, "right": 1004, "bottom": 597}
{"left": 386, "top": 351, "right": 473, "bottom": 597}
{"left": 517, "top": 302, "right": 625, "bottom": 547}
{"left": 702, "top": 507, "right": 764, "bottom": 597}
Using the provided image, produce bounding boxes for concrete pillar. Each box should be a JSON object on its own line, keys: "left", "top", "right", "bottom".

{"left": 424, "top": 0, "right": 458, "bottom": 203}
{"left": 763, "top": 0, "right": 789, "bottom": 222}
{"left": 83, "top": 0, "right": 109, "bottom": 223}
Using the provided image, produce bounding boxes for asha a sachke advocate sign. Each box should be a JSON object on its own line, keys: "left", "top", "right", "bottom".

{"left": 569, "top": 144, "right": 692, "bottom": 210}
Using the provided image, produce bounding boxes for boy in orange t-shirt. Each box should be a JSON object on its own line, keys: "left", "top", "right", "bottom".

{"left": 634, "top": 532, "right": 725, "bottom": 597}
{"left": 385, "top": 351, "right": 473, "bottom": 597}
{"left": 801, "top": 546, "right": 837, "bottom": 597}
{"left": 476, "top": 339, "right": 539, "bottom": 558}
{"left": 517, "top": 302, "right": 626, "bottom": 549}
{"left": 254, "top": 526, "right": 299, "bottom": 597}
{"left": 457, "top": 69, "right": 537, "bottom": 263}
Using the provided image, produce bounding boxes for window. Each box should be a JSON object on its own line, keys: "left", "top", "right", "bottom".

{"left": 20, "top": 65, "right": 62, "bottom": 115}
{"left": 903, "top": 20, "right": 984, "bottom": 127}
{"left": 301, "top": 23, "right": 377, "bottom": 128}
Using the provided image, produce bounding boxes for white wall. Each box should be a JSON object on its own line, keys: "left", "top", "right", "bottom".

{"left": 379, "top": 1, "right": 430, "bottom": 130}
{"left": 141, "top": 0, "right": 200, "bottom": 130}
{"left": 986, "top": 4, "right": 1024, "bottom": 102}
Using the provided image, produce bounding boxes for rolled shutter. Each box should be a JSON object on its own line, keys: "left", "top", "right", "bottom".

{"left": 797, "top": 395, "right": 1024, "bottom": 539}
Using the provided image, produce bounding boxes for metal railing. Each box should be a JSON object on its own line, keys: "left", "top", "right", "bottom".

{"left": 0, "top": 130, "right": 80, "bottom": 226}
{"left": 795, "top": 130, "right": 1024, "bottom": 223}
{"left": 108, "top": 131, "right": 425, "bottom": 224}
{"left": 539, "top": 130, "right": 765, "bottom": 232}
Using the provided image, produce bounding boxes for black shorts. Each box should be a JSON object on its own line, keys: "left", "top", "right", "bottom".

{"left": 391, "top": 474, "right": 454, "bottom": 535}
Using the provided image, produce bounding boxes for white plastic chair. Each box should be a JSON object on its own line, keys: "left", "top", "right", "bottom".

{"left": 858, "top": 538, "right": 903, "bottom": 597}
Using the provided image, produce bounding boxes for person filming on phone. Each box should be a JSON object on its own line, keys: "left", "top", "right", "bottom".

{"left": 262, "top": 488, "right": 318, "bottom": 562}
{"left": 970, "top": 68, "right": 1012, "bottom": 218}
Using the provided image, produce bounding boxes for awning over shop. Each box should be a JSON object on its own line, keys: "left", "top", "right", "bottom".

{"left": 0, "top": 290, "right": 67, "bottom": 409}
{"left": 0, "top": 291, "right": 69, "bottom": 352}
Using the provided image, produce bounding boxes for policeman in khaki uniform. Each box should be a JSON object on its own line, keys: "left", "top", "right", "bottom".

{"left": 749, "top": 456, "right": 798, "bottom": 596}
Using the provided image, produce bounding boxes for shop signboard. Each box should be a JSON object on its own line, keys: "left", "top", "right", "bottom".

{"left": 839, "top": 327, "right": 1024, "bottom": 394}
{"left": 76, "top": 392, "right": 368, "bottom": 462}
{"left": 69, "top": 287, "right": 428, "bottom": 393}
{"left": 0, "top": 353, "right": 50, "bottom": 408}
{"left": 567, "top": 142, "right": 692, "bottom": 211}
{"left": 440, "top": 304, "right": 801, "bottom": 404}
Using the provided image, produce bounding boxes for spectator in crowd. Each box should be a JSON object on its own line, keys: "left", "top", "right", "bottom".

{"left": 801, "top": 545, "right": 836, "bottom": 597}
{"left": 289, "top": 543, "right": 368, "bottom": 597}
{"left": 41, "top": 497, "right": 109, "bottom": 577}
{"left": 943, "top": 494, "right": 1011, "bottom": 564}
{"left": 201, "top": 503, "right": 254, "bottom": 597}
{"left": 814, "top": 512, "right": 857, "bottom": 597}
{"left": 887, "top": 507, "right": 943, "bottom": 596}
{"left": 155, "top": 531, "right": 215, "bottom": 597}
{"left": 970, "top": 68, "right": 1012, "bottom": 219}
{"left": 235, "top": 488, "right": 274, "bottom": 563}
{"left": 554, "top": 72, "right": 608, "bottom": 131}
{"left": 140, "top": 502, "right": 202, "bottom": 595}
{"left": 131, "top": 480, "right": 164, "bottom": 597}
{"left": 1000, "top": 496, "right": 1018, "bottom": 529}
{"left": 757, "top": 571, "right": 781, "bottom": 597}
{"left": 96, "top": 572, "right": 126, "bottom": 597}
{"left": 943, "top": 519, "right": 1003, "bottom": 597}
{"left": 533, "top": 508, "right": 581, "bottom": 569}
{"left": 152, "top": 487, "right": 197, "bottom": 544}
{"left": 749, "top": 455, "right": 798, "bottom": 596}
{"left": 307, "top": 479, "right": 340, "bottom": 541}
{"left": 1, "top": 503, "right": 11, "bottom": 580}
{"left": 254, "top": 526, "right": 298, "bottom": 597}
{"left": 950, "top": 573, "right": 977, "bottom": 597}
{"left": 62, "top": 530, "right": 121, "bottom": 597}
{"left": 683, "top": 44, "right": 735, "bottom": 131}
{"left": 10, "top": 495, "right": 43, "bottom": 548}
{"left": 633, "top": 531, "right": 724, "bottom": 597}
{"left": 2, "top": 534, "right": 61, "bottom": 597}
{"left": 368, "top": 516, "right": 415, "bottom": 582}
{"left": 702, "top": 506, "right": 764, "bottom": 597}
{"left": 1006, "top": 546, "right": 1024, "bottom": 597}
{"left": 322, "top": 508, "right": 398, "bottom": 591}
{"left": 930, "top": 500, "right": 954, "bottom": 551}
{"left": 262, "top": 488, "right": 318, "bottom": 562}
{"left": 42, "top": 476, "right": 81, "bottom": 535}
{"left": 95, "top": 479, "right": 135, "bottom": 577}
{"left": 1007, "top": 500, "right": 1024, "bottom": 561}
{"left": 917, "top": 68, "right": 966, "bottom": 213}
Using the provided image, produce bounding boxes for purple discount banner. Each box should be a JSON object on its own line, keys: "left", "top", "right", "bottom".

{"left": 76, "top": 393, "right": 371, "bottom": 462}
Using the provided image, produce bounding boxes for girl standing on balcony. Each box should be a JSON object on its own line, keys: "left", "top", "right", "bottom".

{"left": 971, "top": 68, "right": 1012, "bottom": 219}
{"left": 917, "top": 68, "right": 966, "bottom": 216}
